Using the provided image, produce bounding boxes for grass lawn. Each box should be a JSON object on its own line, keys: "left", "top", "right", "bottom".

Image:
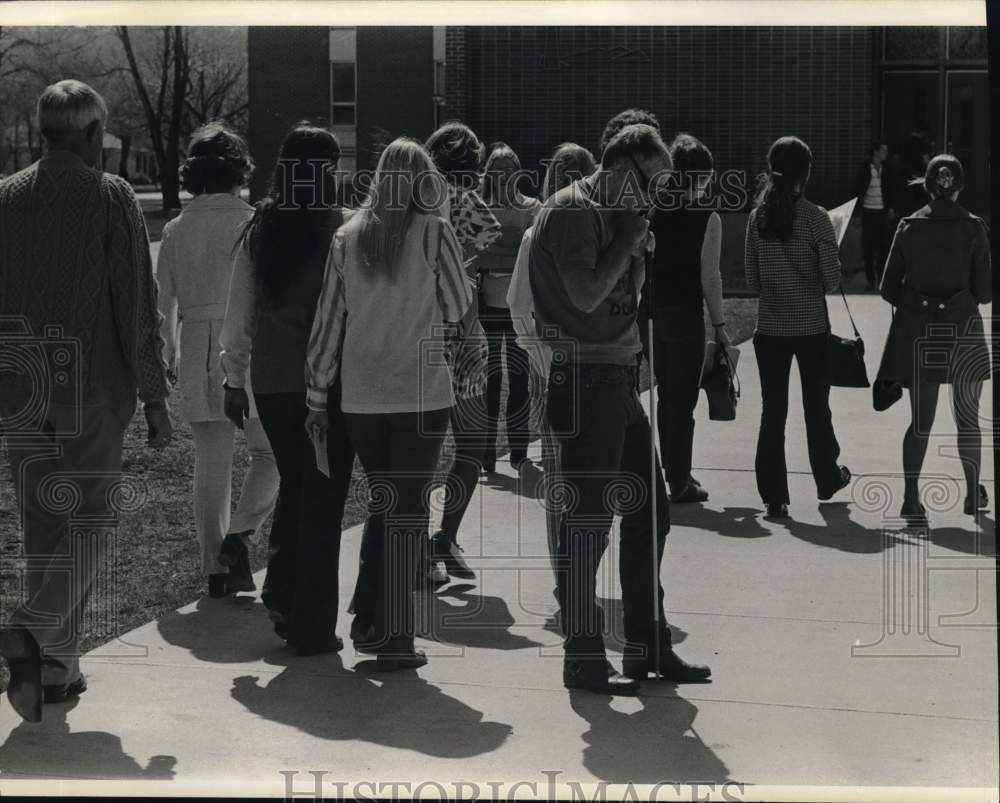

{"left": 0, "top": 297, "right": 757, "bottom": 691}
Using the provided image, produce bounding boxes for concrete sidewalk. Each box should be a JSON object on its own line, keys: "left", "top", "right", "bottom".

{"left": 0, "top": 296, "right": 996, "bottom": 799}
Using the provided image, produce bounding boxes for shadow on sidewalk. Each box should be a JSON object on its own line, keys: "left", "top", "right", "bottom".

{"left": 568, "top": 689, "right": 732, "bottom": 784}
{"left": 670, "top": 504, "right": 771, "bottom": 539}
{"left": 540, "top": 597, "right": 689, "bottom": 651}
{"left": 0, "top": 699, "right": 177, "bottom": 780}
{"left": 231, "top": 655, "right": 512, "bottom": 759}
{"left": 928, "top": 515, "right": 996, "bottom": 557}
{"left": 419, "top": 584, "right": 548, "bottom": 650}
{"left": 156, "top": 595, "right": 286, "bottom": 664}
{"left": 779, "top": 502, "right": 908, "bottom": 554}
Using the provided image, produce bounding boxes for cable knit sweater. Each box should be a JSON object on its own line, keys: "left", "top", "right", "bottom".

{"left": 0, "top": 150, "right": 169, "bottom": 417}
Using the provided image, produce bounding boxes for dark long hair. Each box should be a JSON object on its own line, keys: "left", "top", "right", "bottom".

{"left": 238, "top": 122, "right": 340, "bottom": 303}
{"left": 754, "top": 136, "right": 812, "bottom": 241}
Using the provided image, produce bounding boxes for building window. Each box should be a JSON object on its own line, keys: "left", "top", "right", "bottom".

{"left": 883, "top": 27, "right": 941, "bottom": 62}
{"left": 947, "top": 27, "right": 987, "bottom": 61}
{"left": 331, "top": 62, "right": 356, "bottom": 125}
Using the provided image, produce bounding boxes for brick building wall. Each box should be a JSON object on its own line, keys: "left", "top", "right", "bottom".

{"left": 247, "top": 27, "right": 332, "bottom": 201}
{"left": 443, "top": 27, "right": 467, "bottom": 123}
{"left": 448, "top": 26, "right": 874, "bottom": 208}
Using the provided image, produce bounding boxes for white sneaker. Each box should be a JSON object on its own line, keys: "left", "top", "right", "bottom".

{"left": 428, "top": 562, "right": 448, "bottom": 585}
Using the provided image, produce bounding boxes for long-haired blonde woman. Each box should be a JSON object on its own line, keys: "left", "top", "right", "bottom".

{"left": 305, "top": 138, "right": 472, "bottom": 670}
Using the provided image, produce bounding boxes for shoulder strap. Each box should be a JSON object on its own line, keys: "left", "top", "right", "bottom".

{"left": 837, "top": 283, "right": 862, "bottom": 340}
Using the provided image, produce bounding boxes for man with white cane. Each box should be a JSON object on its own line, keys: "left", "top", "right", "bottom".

{"left": 530, "top": 122, "right": 712, "bottom": 694}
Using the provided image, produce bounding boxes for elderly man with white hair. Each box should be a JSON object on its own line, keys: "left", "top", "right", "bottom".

{"left": 0, "top": 79, "right": 172, "bottom": 722}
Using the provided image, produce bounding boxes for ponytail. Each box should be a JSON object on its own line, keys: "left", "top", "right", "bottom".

{"left": 754, "top": 136, "right": 812, "bottom": 241}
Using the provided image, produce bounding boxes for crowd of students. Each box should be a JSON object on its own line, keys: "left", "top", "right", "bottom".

{"left": 0, "top": 79, "right": 991, "bottom": 722}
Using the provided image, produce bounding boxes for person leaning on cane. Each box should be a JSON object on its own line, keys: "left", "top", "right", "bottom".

{"left": 530, "top": 121, "right": 711, "bottom": 695}
{"left": 0, "top": 80, "right": 172, "bottom": 723}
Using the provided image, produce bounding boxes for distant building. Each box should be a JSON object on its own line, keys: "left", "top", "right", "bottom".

{"left": 247, "top": 26, "right": 988, "bottom": 274}
{"left": 1, "top": 127, "right": 156, "bottom": 184}
{"left": 101, "top": 133, "right": 158, "bottom": 184}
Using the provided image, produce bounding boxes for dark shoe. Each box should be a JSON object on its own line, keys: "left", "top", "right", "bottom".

{"left": 670, "top": 481, "right": 709, "bottom": 504}
{"left": 765, "top": 503, "right": 789, "bottom": 519}
{"left": 352, "top": 627, "right": 381, "bottom": 655}
{"left": 510, "top": 453, "right": 530, "bottom": 470}
{"left": 43, "top": 674, "right": 87, "bottom": 704}
{"left": 432, "top": 531, "right": 476, "bottom": 579}
{"left": 268, "top": 608, "right": 290, "bottom": 641}
{"left": 688, "top": 474, "right": 703, "bottom": 488}
{"left": 0, "top": 626, "right": 43, "bottom": 723}
{"left": 964, "top": 484, "right": 989, "bottom": 515}
{"left": 623, "top": 646, "right": 712, "bottom": 683}
{"left": 563, "top": 659, "right": 639, "bottom": 695}
{"left": 224, "top": 550, "right": 257, "bottom": 594}
{"left": 218, "top": 530, "right": 251, "bottom": 568}
{"left": 208, "top": 574, "right": 229, "bottom": 598}
{"left": 376, "top": 650, "right": 428, "bottom": 671}
{"left": 481, "top": 454, "right": 496, "bottom": 474}
{"left": 818, "top": 465, "right": 852, "bottom": 501}
{"left": 900, "top": 499, "right": 929, "bottom": 528}
{"left": 296, "top": 636, "right": 344, "bottom": 657}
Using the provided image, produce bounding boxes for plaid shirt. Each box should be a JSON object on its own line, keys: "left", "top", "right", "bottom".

{"left": 744, "top": 198, "right": 842, "bottom": 336}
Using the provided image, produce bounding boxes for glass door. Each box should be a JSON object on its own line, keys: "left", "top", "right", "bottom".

{"left": 946, "top": 70, "right": 989, "bottom": 217}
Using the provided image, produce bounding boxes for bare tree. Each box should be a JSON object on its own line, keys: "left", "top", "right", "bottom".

{"left": 184, "top": 28, "right": 248, "bottom": 133}
{"left": 115, "top": 26, "right": 190, "bottom": 212}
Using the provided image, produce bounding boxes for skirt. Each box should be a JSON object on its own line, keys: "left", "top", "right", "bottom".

{"left": 875, "top": 289, "right": 990, "bottom": 389}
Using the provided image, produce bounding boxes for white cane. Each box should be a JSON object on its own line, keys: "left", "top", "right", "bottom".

{"left": 644, "top": 243, "right": 662, "bottom": 681}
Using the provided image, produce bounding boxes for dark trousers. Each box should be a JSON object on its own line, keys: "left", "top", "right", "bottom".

{"left": 644, "top": 309, "right": 706, "bottom": 492}
{"left": 546, "top": 363, "right": 670, "bottom": 662}
{"left": 4, "top": 402, "right": 130, "bottom": 685}
{"left": 480, "top": 305, "right": 531, "bottom": 465}
{"left": 346, "top": 408, "right": 449, "bottom": 655}
{"left": 254, "top": 385, "right": 354, "bottom": 646}
{"left": 439, "top": 393, "right": 489, "bottom": 541}
{"left": 753, "top": 333, "right": 842, "bottom": 505}
{"left": 862, "top": 208, "right": 889, "bottom": 287}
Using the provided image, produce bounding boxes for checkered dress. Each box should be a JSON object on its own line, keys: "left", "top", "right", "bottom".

{"left": 744, "top": 198, "right": 842, "bottom": 336}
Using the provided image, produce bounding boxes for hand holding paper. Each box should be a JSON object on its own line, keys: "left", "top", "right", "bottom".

{"left": 826, "top": 198, "right": 857, "bottom": 246}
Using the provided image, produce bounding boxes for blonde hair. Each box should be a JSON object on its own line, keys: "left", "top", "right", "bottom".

{"left": 37, "top": 79, "right": 107, "bottom": 143}
{"left": 357, "top": 137, "right": 445, "bottom": 275}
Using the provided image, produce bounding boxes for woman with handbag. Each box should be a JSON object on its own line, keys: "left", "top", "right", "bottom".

{"left": 744, "top": 136, "right": 852, "bottom": 518}
{"left": 643, "top": 133, "right": 729, "bottom": 503}
{"left": 874, "top": 154, "right": 992, "bottom": 527}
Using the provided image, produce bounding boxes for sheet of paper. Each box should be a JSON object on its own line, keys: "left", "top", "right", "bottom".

{"left": 827, "top": 198, "right": 857, "bottom": 246}
{"left": 310, "top": 427, "right": 330, "bottom": 478}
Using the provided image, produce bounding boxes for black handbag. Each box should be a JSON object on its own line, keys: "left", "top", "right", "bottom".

{"left": 827, "top": 284, "right": 870, "bottom": 388}
{"left": 701, "top": 342, "right": 740, "bottom": 421}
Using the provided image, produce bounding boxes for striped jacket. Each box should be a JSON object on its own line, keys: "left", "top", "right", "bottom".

{"left": 305, "top": 211, "right": 472, "bottom": 414}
